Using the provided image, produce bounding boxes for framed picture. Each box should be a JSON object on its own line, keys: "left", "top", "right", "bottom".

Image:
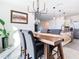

{"left": 11, "top": 10, "right": 28, "bottom": 24}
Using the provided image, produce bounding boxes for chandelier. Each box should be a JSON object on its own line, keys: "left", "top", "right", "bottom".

{"left": 28, "top": 0, "right": 47, "bottom": 20}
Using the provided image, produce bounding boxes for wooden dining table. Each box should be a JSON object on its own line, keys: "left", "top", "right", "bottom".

{"left": 33, "top": 32, "right": 64, "bottom": 59}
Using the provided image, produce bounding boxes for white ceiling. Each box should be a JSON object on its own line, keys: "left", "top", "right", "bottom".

{"left": 45, "top": 0, "right": 79, "bottom": 16}
{"left": 29, "top": 0, "right": 79, "bottom": 20}
{"left": 1, "top": 0, "right": 79, "bottom": 19}
{"left": 35, "top": 0, "right": 79, "bottom": 16}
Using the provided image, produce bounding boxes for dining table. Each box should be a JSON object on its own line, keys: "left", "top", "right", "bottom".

{"left": 33, "top": 32, "right": 64, "bottom": 59}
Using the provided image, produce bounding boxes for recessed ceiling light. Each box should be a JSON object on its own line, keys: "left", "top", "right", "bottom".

{"left": 53, "top": 7, "right": 55, "bottom": 9}
{"left": 59, "top": 10, "right": 61, "bottom": 12}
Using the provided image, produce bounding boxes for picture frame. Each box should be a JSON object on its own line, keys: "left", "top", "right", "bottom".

{"left": 11, "top": 10, "right": 28, "bottom": 24}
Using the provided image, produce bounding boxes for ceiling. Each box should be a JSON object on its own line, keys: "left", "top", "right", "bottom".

{"left": 1, "top": 0, "right": 79, "bottom": 20}
{"left": 33, "top": 0, "right": 79, "bottom": 20}
{"left": 40, "top": 0, "right": 79, "bottom": 16}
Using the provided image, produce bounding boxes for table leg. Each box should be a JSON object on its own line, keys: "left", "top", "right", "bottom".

{"left": 58, "top": 43, "right": 64, "bottom": 59}
{"left": 44, "top": 44, "right": 50, "bottom": 59}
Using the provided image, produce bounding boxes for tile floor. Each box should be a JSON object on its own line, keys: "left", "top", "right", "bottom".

{"left": 65, "top": 39, "right": 79, "bottom": 51}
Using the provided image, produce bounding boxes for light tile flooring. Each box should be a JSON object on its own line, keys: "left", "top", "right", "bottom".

{"left": 65, "top": 39, "right": 79, "bottom": 51}
{"left": 63, "top": 47, "right": 79, "bottom": 59}
{"left": 63, "top": 39, "right": 79, "bottom": 59}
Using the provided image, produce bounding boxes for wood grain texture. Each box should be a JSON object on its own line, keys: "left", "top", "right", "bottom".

{"left": 33, "top": 32, "right": 64, "bottom": 59}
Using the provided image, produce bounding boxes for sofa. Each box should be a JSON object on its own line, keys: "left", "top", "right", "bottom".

{"left": 47, "top": 29, "right": 61, "bottom": 34}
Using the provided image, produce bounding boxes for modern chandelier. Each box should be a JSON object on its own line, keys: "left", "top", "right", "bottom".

{"left": 28, "top": 0, "right": 47, "bottom": 20}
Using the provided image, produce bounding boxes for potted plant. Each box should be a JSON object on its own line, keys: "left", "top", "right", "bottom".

{"left": 0, "top": 18, "right": 9, "bottom": 49}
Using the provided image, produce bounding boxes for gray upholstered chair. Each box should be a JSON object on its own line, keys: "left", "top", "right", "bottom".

{"left": 19, "top": 30, "right": 27, "bottom": 59}
{"left": 19, "top": 30, "right": 44, "bottom": 59}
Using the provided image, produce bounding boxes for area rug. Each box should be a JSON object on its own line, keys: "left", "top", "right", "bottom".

{"left": 63, "top": 47, "right": 79, "bottom": 59}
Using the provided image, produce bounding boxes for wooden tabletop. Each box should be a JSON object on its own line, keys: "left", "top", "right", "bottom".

{"left": 33, "top": 32, "right": 64, "bottom": 46}
{"left": 33, "top": 32, "right": 64, "bottom": 59}
{"left": 34, "top": 32, "right": 62, "bottom": 38}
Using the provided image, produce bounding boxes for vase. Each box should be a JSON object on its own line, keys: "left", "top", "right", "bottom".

{"left": 2, "top": 37, "right": 8, "bottom": 49}
{"left": 35, "top": 24, "right": 39, "bottom": 32}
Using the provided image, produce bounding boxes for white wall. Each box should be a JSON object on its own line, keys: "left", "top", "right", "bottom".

{"left": 0, "top": 0, "right": 35, "bottom": 31}
{"left": 0, "top": 0, "right": 35, "bottom": 47}
{"left": 68, "top": 15, "right": 79, "bottom": 29}
{"left": 40, "top": 15, "right": 79, "bottom": 30}
{"left": 40, "top": 16, "right": 65, "bottom": 29}
{"left": 48, "top": 16, "right": 65, "bottom": 29}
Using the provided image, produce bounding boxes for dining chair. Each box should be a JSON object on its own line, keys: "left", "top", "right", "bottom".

{"left": 19, "top": 30, "right": 44, "bottom": 59}
{"left": 19, "top": 30, "right": 27, "bottom": 59}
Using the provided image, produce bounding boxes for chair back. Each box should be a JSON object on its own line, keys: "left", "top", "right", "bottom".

{"left": 21, "top": 30, "right": 36, "bottom": 59}
{"left": 19, "top": 30, "right": 27, "bottom": 59}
